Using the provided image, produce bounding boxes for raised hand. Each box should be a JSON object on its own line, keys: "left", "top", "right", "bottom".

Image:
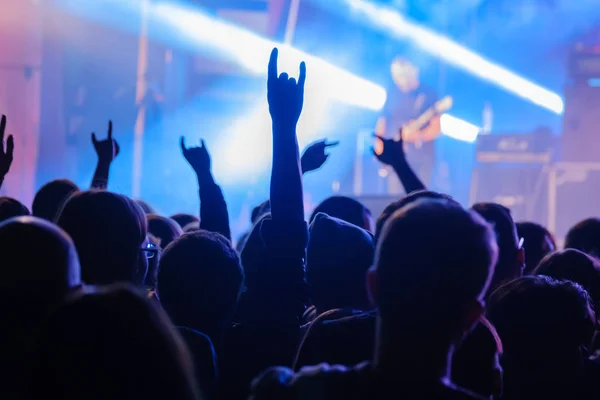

{"left": 301, "top": 139, "right": 339, "bottom": 174}
{"left": 267, "top": 48, "right": 306, "bottom": 129}
{"left": 180, "top": 137, "right": 211, "bottom": 174}
{"left": 372, "top": 130, "right": 406, "bottom": 166}
{"left": 0, "top": 115, "right": 14, "bottom": 179}
{"left": 92, "top": 120, "right": 120, "bottom": 164}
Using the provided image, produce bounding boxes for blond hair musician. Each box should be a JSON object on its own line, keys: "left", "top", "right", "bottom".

{"left": 375, "top": 57, "right": 441, "bottom": 188}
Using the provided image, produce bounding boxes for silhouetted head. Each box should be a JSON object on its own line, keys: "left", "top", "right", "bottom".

{"left": 0, "top": 216, "right": 80, "bottom": 304}
{"left": 57, "top": 191, "right": 148, "bottom": 285}
{"left": 517, "top": 221, "right": 556, "bottom": 274}
{"left": 147, "top": 214, "right": 183, "bottom": 250}
{"left": 136, "top": 199, "right": 156, "bottom": 214}
{"left": 31, "top": 179, "right": 79, "bottom": 222}
{"left": 0, "top": 197, "right": 30, "bottom": 222}
{"left": 28, "top": 285, "right": 200, "bottom": 400}
{"left": 375, "top": 190, "right": 459, "bottom": 244}
{"left": 0, "top": 216, "right": 81, "bottom": 398}
{"left": 534, "top": 249, "right": 600, "bottom": 308}
{"left": 487, "top": 276, "right": 595, "bottom": 399}
{"left": 251, "top": 200, "right": 271, "bottom": 224}
{"left": 565, "top": 218, "right": 600, "bottom": 258}
{"left": 157, "top": 230, "right": 244, "bottom": 335}
{"left": 369, "top": 199, "right": 497, "bottom": 351}
{"left": 307, "top": 213, "right": 374, "bottom": 313}
{"left": 170, "top": 213, "right": 200, "bottom": 230}
{"left": 472, "top": 203, "right": 524, "bottom": 293}
{"left": 310, "top": 196, "right": 372, "bottom": 232}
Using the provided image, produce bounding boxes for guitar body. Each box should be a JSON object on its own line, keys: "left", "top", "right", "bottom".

{"left": 400, "top": 95, "right": 453, "bottom": 146}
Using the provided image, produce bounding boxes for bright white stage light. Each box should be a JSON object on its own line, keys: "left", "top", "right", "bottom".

{"left": 151, "top": 3, "right": 387, "bottom": 111}
{"left": 441, "top": 114, "right": 480, "bottom": 143}
{"left": 345, "top": 0, "right": 564, "bottom": 114}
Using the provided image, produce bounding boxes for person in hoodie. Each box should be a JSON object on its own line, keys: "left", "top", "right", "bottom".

{"left": 306, "top": 212, "right": 375, "bottom": 317}
{"left": 294, "top": 212, "right": 375, "bottom": 368}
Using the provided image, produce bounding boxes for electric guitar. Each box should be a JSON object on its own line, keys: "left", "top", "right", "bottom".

{"left": 400, "top": 96, "right": 453, "bottom": 147}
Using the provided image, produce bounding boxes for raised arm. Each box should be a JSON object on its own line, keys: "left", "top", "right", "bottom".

{"left": 300, "top": 139, "right": 339, "bottom": 175}
{"left": 180, "top": 137, "right": 231, "bottom": 241}
{"left": 267, "top": 48, "right": 306, "bottom": 221}
{"left": 373, "top": 132, "right": 426, "bottom": 193}
{"left": 0, "top": 115, "right": 14, "bottom": 190}
{"left": 91, "top": 120, "right": 120, "bottom": 190}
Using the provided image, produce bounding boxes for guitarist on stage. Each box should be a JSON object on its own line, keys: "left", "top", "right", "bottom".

{"left": 375, "top": 56, "right": 441, "bottom": 188}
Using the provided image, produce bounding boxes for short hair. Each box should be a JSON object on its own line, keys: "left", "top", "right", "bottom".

{"left": 157, "top": 230, "right": 244, "bottom": 329}
{"left": 517, "top": 221, "right": 556, "bottom": 274}
{"left": 0, "top": 216, "right": 81, "bottom": 399}
{"left": 375, "top": 190, "right": 459, "bottom": 244}
{"left": 307, "top": 213, "right": 375, "bottom": 312}
{"left": 309, "top": 196, "right": 372, "bottom": 231}
{"left": 472, "top": 203, "right": 520, "bottom": 289}
{"left": 0, "top": 197, "right": 30, "bottom": 222}
{"left": 136, "top": 199, "right": 156, "bottom": 215}
{"left": 57, "top": 191, "right": 148, "bottom": 285}
{"left": 488, "top": 275, "right": 595, "bottom": 357}
{"left": 565, "top": 218, "right": 600, "bottom": 258}
{"left": 28, "top": 284, "right": 200, "bottom": 400}
{"left": 251, "top": 200, "right": 271, "bottom": 224}
{"left": 147, "top": 214, "right": 183, "bottom": 250}
{"left": 170, "top": 213, "right": 199, "bottom": 230}
{"left": 375, "top": 199, "right": 497, "bottom": 332}
{"left": 534, "top": 249, "right": 600, "bottom": 308}
{"left": 32, "top": 179, "right": 79, "bottom": 222}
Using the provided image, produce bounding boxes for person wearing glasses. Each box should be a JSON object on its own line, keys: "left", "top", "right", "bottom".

{"left": 57, "top": 190, "right": 152, "bottom": 287}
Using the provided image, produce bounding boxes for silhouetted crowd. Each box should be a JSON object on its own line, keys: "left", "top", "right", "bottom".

{"left": 1, "top": 48, "right": 600, "bottom": 400}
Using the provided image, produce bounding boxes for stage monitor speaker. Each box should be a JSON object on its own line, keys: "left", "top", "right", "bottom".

{"left": 470, "top": 164, "right": 549, "bottom": 226}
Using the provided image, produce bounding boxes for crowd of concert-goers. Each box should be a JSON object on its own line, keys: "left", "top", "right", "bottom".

{"left": 2, "top": 47, "right": 600, "bottom": 399}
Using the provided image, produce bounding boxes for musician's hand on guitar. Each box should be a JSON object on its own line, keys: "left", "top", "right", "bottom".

{"left": 301, "top": 139, "right": 339, "bottom": 174}
{"left": 372, "top": 132, "right": 405, "bottom": 166}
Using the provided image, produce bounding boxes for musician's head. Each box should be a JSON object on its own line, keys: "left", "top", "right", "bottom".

{"left": 391, "top": 56, "right": 419, "bottom": 92}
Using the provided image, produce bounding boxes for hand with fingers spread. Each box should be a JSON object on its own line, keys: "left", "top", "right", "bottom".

{"left": 372, "top": 131, "right": 406, "bottom": 166}
{"left": 267, "top": 48, "right": 306, "bottom": 129}
{"left": 92, "top": 120, "right": 120, "bottom": 165}
{"left": 180, "top": 137, "right": 211, "bottom": 176}
{"left": 0, "top": 115, "right": 14, "bottom": 180}
{"left": 301, "top": 139, "right": 339, "bottom": 174}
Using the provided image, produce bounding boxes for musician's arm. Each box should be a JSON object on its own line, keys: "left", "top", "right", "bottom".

{"left": 375, "top": 116, "right": 386, "bottom": 137}
{"left": 420, "top": 115, "right": 441, "bottom": 141}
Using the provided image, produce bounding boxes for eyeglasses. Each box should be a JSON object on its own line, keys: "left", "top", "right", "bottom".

{"left": 141, "top": 242, "right": 158, "bottom": 259}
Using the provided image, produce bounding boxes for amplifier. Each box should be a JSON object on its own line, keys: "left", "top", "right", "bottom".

{"left": 475, "top": 131, "right": 556, "bottom": 164}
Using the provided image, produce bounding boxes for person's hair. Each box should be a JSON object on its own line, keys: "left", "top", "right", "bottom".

{"left": 472, "top": 203, "right": 521, "bottom": 291}
{"left": 0, "top": 216, "right": 81, "bottom": 399}
{"left": 307, "top": 213, "right": 374, "bottom": 312}
{"left": 565, "top": 218, "right": 600, "bottom": 258}
{"left": 57, "top": 190, "right": 148, "bottom": 285}
{"left": 517, "top": 221, "right": 556, "bottom": 274}
{"left": 487, "top": 276, "right": 595, "bottom": 398}
{"left": 375, "top": 190, "right": 459, "bottom": 244}
{"left": 157, "top": 230, "right": 244, "bottom": 332}
{"left": 27, "top": 284, "right": 201, "bottom": 400}
{"left": 534, "top": 249, "right": 600, "bottom": 308}
{"left": 309, "top": 196, "right": 372, "bottom": 231}
{"left": 375, "top": 199, "right": 497, "bottom": 336}
{"left": 170, "top": 213, "right": 200, "bottom": 229}
{"left": 31, "top": 179, "right": 79, "bottom": 222}
{"left": 148, "top": 214, "right": 183, "bottom": 250}
{"left": 136, "top": 199, "right": 157, "bottom": 214}
{"left": 251, "top": 200, "right": 271, "bottom": 224}
{"left": 0, "top": 197, "right": 30, "bottom": 222}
